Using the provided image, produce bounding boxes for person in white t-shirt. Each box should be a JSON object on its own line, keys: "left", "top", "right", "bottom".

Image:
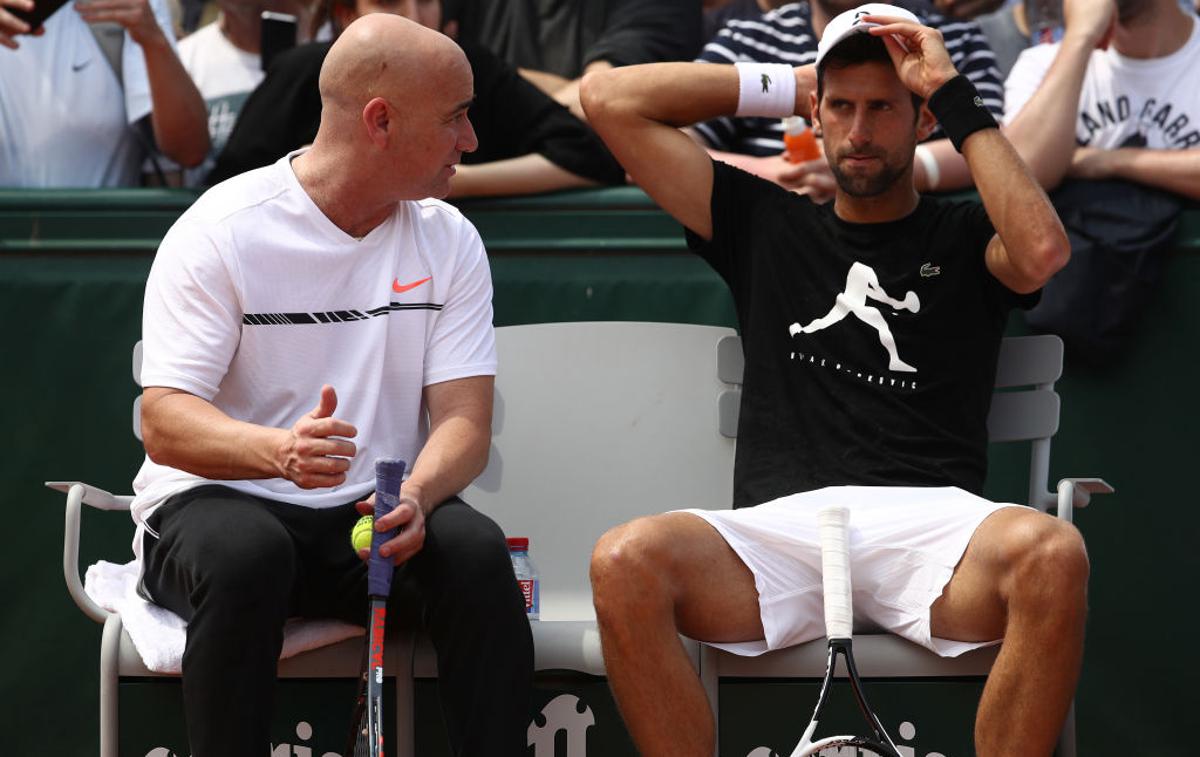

{"left": 0, "top": 0, "right": 209, "bottom": 187}
{"left": 176, "top": 0, "right": 314, "bottom": 185}
{"left": 133, "top": 14, "right": 532, "bottom": 757}
{"left": 1004, "top": 0, "right": 1200, "bottom": 199}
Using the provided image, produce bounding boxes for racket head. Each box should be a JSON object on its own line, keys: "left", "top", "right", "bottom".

{"left": 790, "top": 642, "right": 902, "bottom": 757}
{"left": 792, "top": 734, "right": 899, "bottom": 756}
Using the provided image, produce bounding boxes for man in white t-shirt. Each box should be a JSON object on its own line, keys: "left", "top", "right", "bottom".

{"left": 133, "top": 14, "right": 531, "bottom": 756}
{"left": 1004, "top": 0, "right": 1200, "bottom": 200}
{"left": 177, "top": 0, "right": 313, "bottom": 185}
{"left": 0, "top": 0, "right": 209, "bottom": 187}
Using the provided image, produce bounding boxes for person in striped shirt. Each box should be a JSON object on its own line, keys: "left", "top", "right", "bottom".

{"left": 691, "top": 0, "right": 1004, "bottom": 200}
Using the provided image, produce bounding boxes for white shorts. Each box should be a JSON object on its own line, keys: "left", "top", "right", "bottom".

{"left": 680, "top": 485, "right": 1021, "bottom": 658}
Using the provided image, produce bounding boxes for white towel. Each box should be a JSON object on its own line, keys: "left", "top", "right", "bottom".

{"left": 84, "top": 560, "right": 365, "bottom": 674}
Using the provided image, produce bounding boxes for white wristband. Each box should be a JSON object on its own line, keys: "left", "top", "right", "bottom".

{"left": 915, "top": 144, "right": 940, "bottom": 191}
{"left": 735, "top": 62, "right": 796, "bottom": 118}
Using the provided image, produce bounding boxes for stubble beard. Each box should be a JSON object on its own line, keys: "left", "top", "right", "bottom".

{"left": 829, "top": 151, "right": 912, "bottom": 198}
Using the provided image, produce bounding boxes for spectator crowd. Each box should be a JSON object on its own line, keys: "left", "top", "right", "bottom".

{"left": 2, "top": 0, "right": 1195, "bottom": 207}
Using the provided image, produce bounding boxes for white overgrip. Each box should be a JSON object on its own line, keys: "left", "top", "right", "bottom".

{"left": 818, "top": 505, "right": 853, "bottom": 639}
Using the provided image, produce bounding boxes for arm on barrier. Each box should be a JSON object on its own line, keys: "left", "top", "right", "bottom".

{"left": 45, "top": 481, "right": 133, "bottom": 624}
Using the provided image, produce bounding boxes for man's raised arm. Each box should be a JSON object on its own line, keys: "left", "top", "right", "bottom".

{"left": 869, "top": 16, "right": 1070, "bottom": 294}
{"left": 1002, "top": 0, "right": 1116, "bottom": 190}
{"left": 580, "top": 62, "right": 806, "bottom": 241}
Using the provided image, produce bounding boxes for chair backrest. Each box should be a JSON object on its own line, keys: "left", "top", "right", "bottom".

{"left": 713, "top": 333, "right": 1064, "bottom": 508}
{"left": 463, "top": 322, "right": 738, "bottom": 621}
{"left": 128, "top": 328, "right": 1062, "bottom": 615}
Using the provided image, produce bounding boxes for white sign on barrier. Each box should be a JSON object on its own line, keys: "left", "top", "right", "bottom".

{"left": 527, "top": 693, "right": 597, "bottom": 757}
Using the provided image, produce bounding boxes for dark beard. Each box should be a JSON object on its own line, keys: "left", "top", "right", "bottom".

{"left": 829, "top": 154, "right": 910, "bottom": 197}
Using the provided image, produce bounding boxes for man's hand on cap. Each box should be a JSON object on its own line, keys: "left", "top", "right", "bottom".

{"left": 864, "top": 15, "right": 959, "bottom": 100}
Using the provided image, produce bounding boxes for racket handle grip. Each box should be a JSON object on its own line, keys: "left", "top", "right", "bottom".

{"left": 818, "top": 505, "right": 853, "bottom": 640}
{"left": 368, "top": 458, "right": 406, "bottom": 597}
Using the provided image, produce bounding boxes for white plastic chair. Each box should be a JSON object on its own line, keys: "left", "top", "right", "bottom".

{"left": 48, "top": 341, "right": 420, "bottom": 757}
{"left": 698, "top": 332, "right": 1113, "bottom": 757}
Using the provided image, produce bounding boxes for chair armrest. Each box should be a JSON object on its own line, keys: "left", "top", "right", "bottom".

{"left": 1055, "top": 478, "right": 1115, "bottom": 523}
{"left": 45, "top": 481, "right": 133, "bottom": 624}
{"left": 46, "top": 481, "right": 133, "bottom": 511}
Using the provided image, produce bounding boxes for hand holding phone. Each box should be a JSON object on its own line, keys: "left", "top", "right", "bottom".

{"left": 260, "top": 10, "right": 296, "bottom": 71}
{"left": 3, "top": 0, "right": 61, "bottom": 47}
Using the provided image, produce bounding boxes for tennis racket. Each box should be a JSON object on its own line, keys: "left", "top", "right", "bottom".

{"left": 790, "top": 506, "right": 901, "bottom": 757}
{"left": 346, "top": 458, "right": 406, "bottom": 757}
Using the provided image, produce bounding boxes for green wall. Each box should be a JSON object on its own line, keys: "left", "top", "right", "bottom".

{"left": 2, "top": 188, "right": 1196, "bottom": 756}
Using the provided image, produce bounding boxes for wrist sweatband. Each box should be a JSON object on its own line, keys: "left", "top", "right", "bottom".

{"left": 735, "top": 61, "right": 796, "bottom": 118}
{"left": 915, "top": 144, "right": 940, "bottom": 191}
{"left": 927, "top": 75, "right": 997, "bottom": 153}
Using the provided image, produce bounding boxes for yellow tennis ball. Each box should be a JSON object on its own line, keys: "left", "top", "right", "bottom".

{"left": 351, "top": 515, "right": 374, "bottom": 552}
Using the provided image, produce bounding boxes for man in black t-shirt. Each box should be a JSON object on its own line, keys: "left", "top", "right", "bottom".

{"left": 581, "top": 5, "right": 1085, "bottom": 756}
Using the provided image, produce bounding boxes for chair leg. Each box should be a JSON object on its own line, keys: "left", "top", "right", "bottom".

{"left": 100, "top": 614, "right": 122, "bottom": 757}
{"left": 699, "top": 643, "right": 720, "bottom": 757}
{"left": 1056, "top": 700, "right": 1077, "bottom": 757}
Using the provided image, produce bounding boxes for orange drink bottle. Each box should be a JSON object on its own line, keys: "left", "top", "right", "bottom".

{"left": 783, "top": 116, "right": 821, "bottom": 163}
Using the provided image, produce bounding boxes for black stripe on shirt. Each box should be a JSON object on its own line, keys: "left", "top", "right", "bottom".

{"left": 242, "top": 302, "right": 444, "bottom": 326}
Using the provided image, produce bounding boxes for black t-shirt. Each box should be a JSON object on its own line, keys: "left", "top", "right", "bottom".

{"left": 688, "top": 161, "right": 1034, "bottom": 507}
{"left": 207, "top": 40, "right": 624, "bottom": 187}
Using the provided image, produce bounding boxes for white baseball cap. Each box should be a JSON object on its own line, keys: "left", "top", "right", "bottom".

{"left": 814, "top": 3, "right": 922, "bottom": 69}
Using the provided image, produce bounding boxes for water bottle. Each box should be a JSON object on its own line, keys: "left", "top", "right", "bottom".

{"left": 507, "top": 537, "right": 540, "bottom": 620}
{"left": 782, "top": 116, "right": 821, "bottom": 163}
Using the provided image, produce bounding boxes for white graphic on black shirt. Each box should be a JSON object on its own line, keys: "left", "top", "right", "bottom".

{"left": 788, "top": 261, "right": 920, "bottom": 373}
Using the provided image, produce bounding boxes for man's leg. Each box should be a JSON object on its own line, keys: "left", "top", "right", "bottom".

{"left": 590, "top": 512, "right": 765, "bottom": 757}
{"left": 405, "top": 498, "right": 533, "bottom": 757}
{"left": 141, "top": 486, "right": 298, "bottom": 757}
{"left": 930, "top": 507, "right": 1090, "bottom": 756}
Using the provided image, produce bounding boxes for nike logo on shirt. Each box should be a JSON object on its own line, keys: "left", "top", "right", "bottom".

{"left": 392, "top": 276, "right": 432, "bottom": 293}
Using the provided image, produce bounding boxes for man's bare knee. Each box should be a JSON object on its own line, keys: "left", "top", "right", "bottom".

{"left": 591, "top": 517, "right": 676, "bottom": 619}
{"left": 1003, "top": 515, "right": 1090, "bottom": 611}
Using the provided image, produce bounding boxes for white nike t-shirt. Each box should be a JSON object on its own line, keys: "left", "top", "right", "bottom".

{"left": 132, "top": 151, "right": 497, "bottom": 557}
{"left": 0, "top": 1, "right": 176, "bottom": 187}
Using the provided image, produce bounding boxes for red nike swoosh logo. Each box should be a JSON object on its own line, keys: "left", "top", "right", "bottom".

{"left": 392, "top": 276, "right": 432, "bottom": 294}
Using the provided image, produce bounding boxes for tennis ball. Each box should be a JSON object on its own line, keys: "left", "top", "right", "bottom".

{"left": 351, "top": 515, "right": 374, "bottom": 552}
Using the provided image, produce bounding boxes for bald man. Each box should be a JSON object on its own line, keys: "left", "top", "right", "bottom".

{"left": 132, "top": 15, "right": 532, "bottom": 757}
